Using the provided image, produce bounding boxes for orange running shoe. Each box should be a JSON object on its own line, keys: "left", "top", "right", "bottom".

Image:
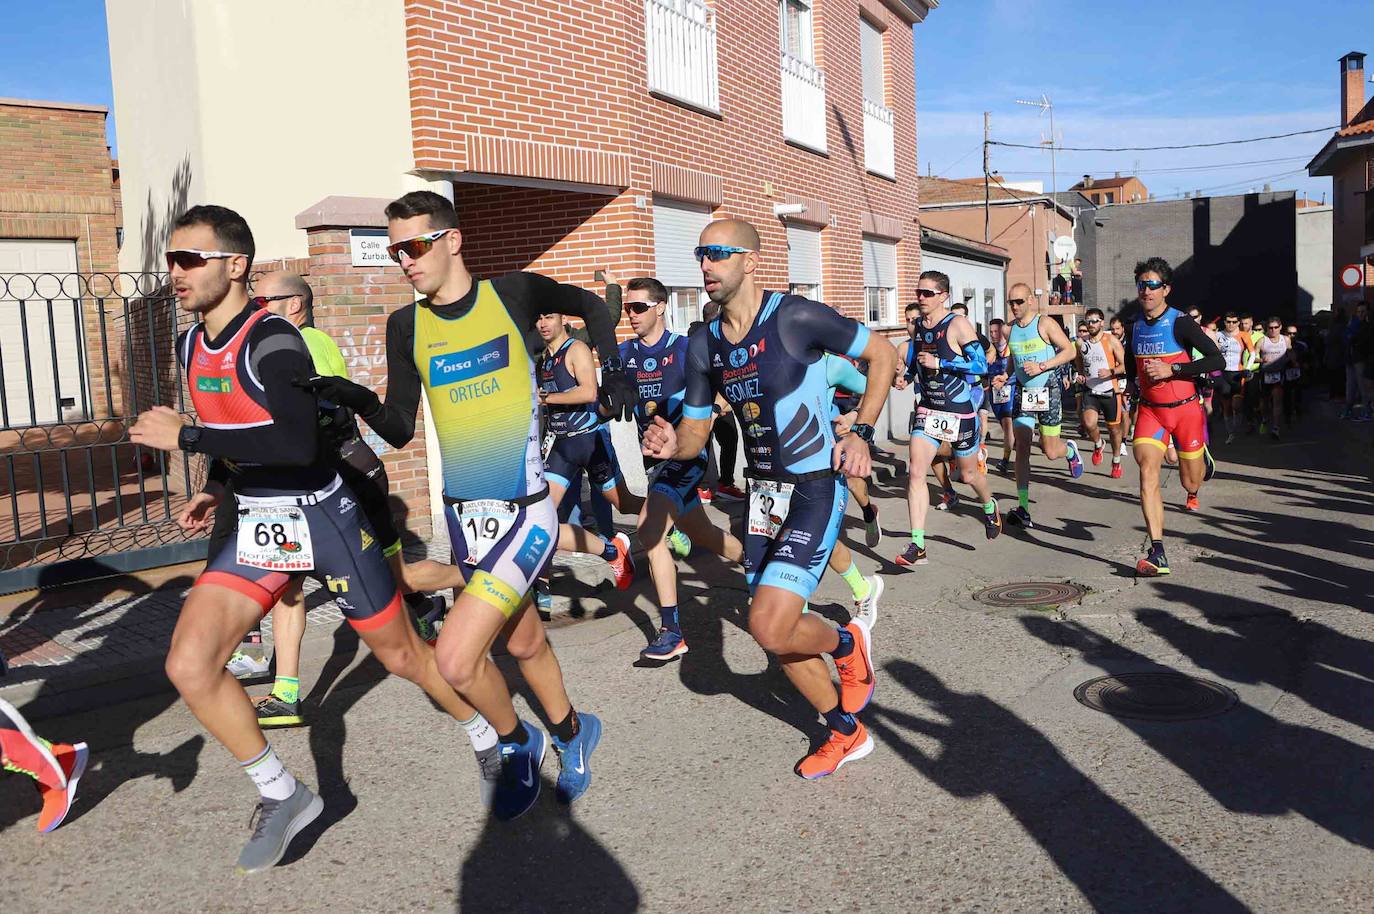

{"left": 36, "top": 741, "right": 87, "bottom": 833}
{"left": 796, "top": 722, "right": 874, "bottom": 779}
{"left": 835, "top": 619, "right": 875, "bottom": 714}
{"left": 976, "top": 445, "right": 988, "bottom": 475}
{"left": 1184, "top": 493, "right": 1200, "bottom": 512}
{"left": 608, "top": 532, "right": 635, "bottom": 591}
{"left": 1110, "top": 462, "right": 1123, "bottom": 479}
{"left": 1, "top": 698, "right": 65, "bottom": 791}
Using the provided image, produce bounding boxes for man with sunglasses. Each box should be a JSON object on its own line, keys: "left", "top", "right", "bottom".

{"left": 998, "top": 283, "right": 1083, "bottom": 531}
{"left": 133, "top": 205, "right": 493, "bottom": 872}
{"left": 643, "top": 218, "right": 897, "bottom": 779}
{"left": 1076, "top": 307, "right": 1127, "bottom": 477}
{"left": 1213, "top": 312, "right": 1250, "bottom": 443}
{"left": 298, "top": 190, "right": 634, "bottom": 821}
{"left": 1256, "top": 316, "right": 1292, "bottom": 440}
{"left": 1125, "top": 257, "right": 1222, "bottom": 575}
{"left": 1282, "top": 324, "right": 1306, "bottom": 424}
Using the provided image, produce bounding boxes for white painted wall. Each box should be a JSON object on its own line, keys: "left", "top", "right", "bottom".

{"left": 1296, "top": 205, "right": 1333, "bottom": 317}
{"left": 107, "top": 0, "right": 415, "bottom": 269}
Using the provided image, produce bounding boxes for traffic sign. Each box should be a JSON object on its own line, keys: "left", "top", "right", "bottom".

{"left": 1340, "top": 264, "right": 1364, "bottom": 289}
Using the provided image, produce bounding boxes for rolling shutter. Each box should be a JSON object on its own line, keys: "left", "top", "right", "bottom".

{"left": 786, "top": 223, "right": 822, "bottom": 286}
{"left": 653, "top": 198, "right": 712, "bottom": 287}
{"left": 862, "top": 236, "right": 896, "bottom": 288}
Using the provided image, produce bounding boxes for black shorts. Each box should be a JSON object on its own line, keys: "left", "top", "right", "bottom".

{"left": 1081, "top": 391, "right": 1122, "bottom": 425}
{"left": 199, "top": 476, "right": 401, "bottom": 631}
{"left": 546, "top": 427, "right": 620, "bottom": 493}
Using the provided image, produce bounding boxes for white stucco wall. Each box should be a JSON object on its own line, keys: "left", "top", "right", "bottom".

{"left": 918, "top": 251, "right": 1008, "bottom": 331}
{"left": 1296, "top": 205, "right": 1333, "bottom": 317}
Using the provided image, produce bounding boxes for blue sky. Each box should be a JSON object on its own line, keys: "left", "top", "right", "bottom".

{"left": 0, "top": 0, "right": 1367, "bottom": 202}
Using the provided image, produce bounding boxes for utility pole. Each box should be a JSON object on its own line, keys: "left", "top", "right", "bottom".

{"left": 983, "top": 111, "right": 991, "bottom": 243}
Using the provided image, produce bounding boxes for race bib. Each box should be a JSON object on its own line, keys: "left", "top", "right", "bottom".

{"left": 1263, "top": 371, "right": 1282, "bottom": 385}
{"left": 747, "top": 480, "right": 795, "bottom": 540}
{"left": 920, "top": 409, "right": 961, "bottom": 443}
{"left": 454, "top": 499, "right": 518, "bottom": 566}
{"left": 992, "top": 386, "right": 1012, "bottom": 405}
{"left": 1284, "top": 367, "right": 1301, "bottom": 382}
{"left": 1021, "top": 387, "right": 1051, "bottom": 412}
{"left": 236, "top": 505, "right": 315, "bottom": 571}
{"left": 541, "top": 432, "right": 555, "bottom": 461}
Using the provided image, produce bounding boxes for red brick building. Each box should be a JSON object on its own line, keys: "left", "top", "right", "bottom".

{"left": 1308, "top": 51, "right": 1374, "bottom": 309}
{"left": 1069, "top": 174, "right": 1150, "bottom": 206}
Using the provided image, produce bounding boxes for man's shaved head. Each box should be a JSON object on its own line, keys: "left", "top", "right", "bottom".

{"left": 255, "top": 271, "right": 314, "bottom": 325}
{"left": 700, "top": 218, "right": 760, "bottom": 251}
{"left": 1009, "top": 282, "right": 1032, "bottom": 299}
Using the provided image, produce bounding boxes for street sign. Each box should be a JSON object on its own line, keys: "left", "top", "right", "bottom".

{"left": 1052, "top": 235, "right": 1077, "bottom": 262}
{"left": 349, "top": 228, "right": 391, "bottom": 267}
{"left": 1340, "top": 264, "right": 1364, "bottom": 289}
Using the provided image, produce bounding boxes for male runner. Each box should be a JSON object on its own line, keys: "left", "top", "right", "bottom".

{"left": 985, "top": 317, "right": 1016, "bottom": 473}
{"left": 300, "top": 191, "right": 633, "bottom": 819}
{"left": 1238, "top": 313, "right": 1264, "bottom": 431}
{"left": 535, "top": 309, "right": 635, "bottom": 589}
{"left": 1282, "top": 323, "right": 1306, "bottom": 423}
{"left": 131, "top": 205, "right": 495, "bottom": 872}
{"left": 821, "top": 354, "right": 885, "bottom": 625}
{"left": 1125, "top": 257, "right": 1222, "bottom": 575}
{"left": 1109, "top": 315, "right": 1134, "bottom": 455}
{"left": 895, "top": 271, "right": 1002, "bottom": 565}
{"left": 1076, "top": 307, "right": 1127, "bottom": 478}
{"left": 1185, "top": 306, "right": 1216, "bottom": 418}
{"left": 1, "top": 696, "right": 87, "bottom": 832}
{"left": 642, "top": 218, "right": 897, "bottom": 779}
{"left": 1256, "top": 316, "right": 1291, "bottom": 439}
{"left": 997, "top": 284, "right": 1083, "bottom": 530}
{"left": 1213, "top": 312, "right": 1250, "bottom": 443}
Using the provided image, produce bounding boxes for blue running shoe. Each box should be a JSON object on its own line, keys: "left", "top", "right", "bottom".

{"left": 493, "top": 722, "right": 546, "bottom": 822}
{"left": 641, "top": 628, "right": 688, "bottom": 661}
{"left": 1066, "top": 440, "right": 1084, "bottom": 479}
{"left": 551, "top": 712, "right": 602, "bottom": 804}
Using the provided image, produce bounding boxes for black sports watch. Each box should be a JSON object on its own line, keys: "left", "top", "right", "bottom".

{"left": 850, "top": 423, "right": 876, "bottom": 443}
{"left": 178, "top": 425, "right": 203, "bottom": 452}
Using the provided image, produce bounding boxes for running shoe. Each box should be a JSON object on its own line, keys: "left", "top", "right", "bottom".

{"left": 852, "top": 575, "right": 883, "bottom": 629}
{"left": 255, "top": 694, "right": 303, "bottom": 729}
{"left": 714, "top": 483, "right": 746, "bottom": 503}
{"left": 412, "top": 594, "right": 446, "bottom": 646}
{"left": 226, "top": 651, "right": 270, "bottom": 679}
{"left": 977, "top": 445, "right": 988, "bottom": 475}
{"left": 1201, "top": 446, "right": 1216, "bottom": 482}
{"left": 1, "top": 700, "right": 65, "bottom": 791}
{"left": 696, "top": 487, "right": 713, "bottom": 505}
{"left": 796, "top": 722, "right": 874, "bottom": 780}
{"left": 863, "top": 505, "right": 881, "bottom": 548}
{"left": 1225, "top": 432, "right": 1236, "bottom": 445}
{"left": 894, "top": 542, "right": 928, "bottom": 566}
{"left": 1136, "top": 545, "right": 1172, "bottom": 577}
{"left": 1065, "top": 441, "right": 1084, "bottom": 479}
{"left": 935, "top": 488, "right": 959, "bottom": 512}
{"left": 984, "top": 508, "right": 1003, "bottom": 540}
{"left": 533, "top": 580, "right": 553, "bottom": 614}
{"left": 998, "top": 457, "right": 1010, "bottom": 475}
{"left": 493, "top": 723, "right": 547, "bottom": 822}
{"left": 834, "top": 619, "right": 875, "bottom": 714}
{"left": 1110, "top": 461, "right": 1123, "bottom": 479}
{"left": 1118, "top": 441, "right": 1128, "bottom": 458}
{"left": 1184, "top": 493, "right": 1200, "bottom": 512}
{"left": 475, "top": 744, "right": 501, "bottom": 809}
{"left": 1006, "top": 506, "right": 1034, "bottom": 529}
{"left": 36, "top": 741, "right": 88, "bottom": 833}
{"left": 1091, "top": 442, "right": 1104, "bottom": 466}
{"left": 667, "top": 527, "right": 692, "bottom": 559}
{"left": 608, "top": 532, "right": 635, "bottom": 591}
{"left": 236, "top": 782, "right": 324, "bottom": 874}
{"left": 641, "top": 628, "right": 688, "bottom": 661}
{"left": 550, "top": 712, "right": 602, "bottom": 804}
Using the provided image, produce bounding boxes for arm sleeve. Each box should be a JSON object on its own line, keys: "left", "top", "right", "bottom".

{"left": 358, "top": 307, "right": 422, "bottom": 448}
{"left": 781, "top": 298, "right": 869, "bottom": 360}
{"left": 825, "top": 355, "right": 868, "bottom": 395}
{"left": 939, "top": 340, "right": 988, "bottom": 376}
{"left": 681, "top": 329, "right": 715, "bottom": 421}
{"left": 1173, "top": 317, "right": 1223, "bottom": 377}
{"left": 498, "top": 272, "right": 623, "bottom": 362}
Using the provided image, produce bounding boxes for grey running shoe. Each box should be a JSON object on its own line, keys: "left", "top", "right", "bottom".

{"left": 254, "top": 695, "right": 303, "bottom": 729}
{"left": 226, "top": 651, "right": 270, "bottom": 679}
{"left": 236, "top": 782, "right": 324, "bottom": 874}
{"left": 476, "top": 744, "right": 501, "bottom": 809}
{"left": 852, "top": 575, "right": 883, "bottom": 629}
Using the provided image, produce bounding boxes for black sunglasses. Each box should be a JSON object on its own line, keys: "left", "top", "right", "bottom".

{"left": 1006, "top": 297, "right": 1026, "bottom": 306}
{"left": 914, "top": 288, "right": 943, "bottom": 299}
{"left": 624, "top": 302, "right": 656, "bottom": 315}
{"left": 251, "top": 294, "right": 296, "bottom": 308}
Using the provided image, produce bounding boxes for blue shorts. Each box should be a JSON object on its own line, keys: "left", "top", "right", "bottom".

{"left": 443, "top": 491, "right": 557, "bottom": 618}
{"left": 744, "top": 475, "right": 847, "bottom": 600}
{"left": 645, "top": 452, "right": 708, "bottom": 515}
{"left": 909, "top": 407, "right": 982, "bottom": 458}
{"left": 989, "top": 387, "right": 1016, "bottom": 420}
{"left": 546, "top": 426, "right": 619, "bottom": 493}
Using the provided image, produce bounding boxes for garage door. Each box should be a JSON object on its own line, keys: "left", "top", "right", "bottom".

{"left": 0, "top": 239, "right": 87, "bottom": 427}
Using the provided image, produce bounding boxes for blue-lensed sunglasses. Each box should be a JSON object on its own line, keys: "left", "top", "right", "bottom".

{"left": 1136, "top": 279, "right": 1166, "bottom": 291}
{"left": 694, "top": 244, "right": 753, "bottom": 263}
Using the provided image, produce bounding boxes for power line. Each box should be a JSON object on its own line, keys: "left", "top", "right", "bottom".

{"left": 1004, "top": 155, "right": 1310, "bottom": 178}
{"left": 989, "top": 125, "right": 1337, "bottom": 152}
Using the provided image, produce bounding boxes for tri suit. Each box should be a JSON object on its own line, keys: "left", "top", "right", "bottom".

{"left": 620, "top": 329, "right": 707, "bottom": 515}
{"left": 1127, "top": 306, "right": 1223, "bottom": 459}
{"left": 904, "top": 312, "right": 984, "bottom": 457}
{"left": 539, "top": 337, "right": 621, "bottom": 495}
{"left": 1008, "top": 316, "right": 1063, "bottom": 436}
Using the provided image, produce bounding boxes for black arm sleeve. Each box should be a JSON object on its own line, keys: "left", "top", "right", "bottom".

{"left": 358, "top": 306, "right": 422, "bottom": 448}
{"left": 1173, "top": 317, "right": 1224, "bottom": 378}
{"left": 497, "top": 272, "right": 622, "bottom": 361}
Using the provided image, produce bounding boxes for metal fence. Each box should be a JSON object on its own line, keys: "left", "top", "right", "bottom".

{"left": 0, "top": 272, "right": 209, "bottom": 593}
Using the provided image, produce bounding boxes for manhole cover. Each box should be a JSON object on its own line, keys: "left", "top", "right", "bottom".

{"left": 973, "top": 582, "right": 1086, "bottom": 607}
{"left": 1074, "top": 673, "right": 1238, "bottom": 721}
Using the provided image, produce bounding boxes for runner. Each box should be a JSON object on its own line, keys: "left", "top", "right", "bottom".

{"left": 822, "top": 354, "right": 885, "bottom": 626}
{"left": 985, "top": 318, "right": 1016, "bottom": 473}
{"left": 300, "top": 190, "right": 633, "bottom": 819}
{"left": 642, "top": 218, "right": 897, "bottom": 779}
{"left": 1238, "top": 313, "right": 1264, "bottom": 432}
{"left": 1257, "top": 316, "right": 1291, "bottom": 440}
{"left": 1076, "top": 307, "right": 1127, "bottom": 478}
{"left": 615, "top": 274, "right": 745, "bottom": 662}
{"left": 1, "top": 696, "right": 87, "bottom": 832}
{"left": 1213, "top": 312, "right": 1250, "bottom": 443}
{"left": 1283, "top": 323, "right": 1306, "bottom": 424}
{"left": 1125, "top": 257, "right": 1223, "bottom": 575}
{"left": 895, "top": 272, "right": 1002, "bottom": 565}
{"left": 1109, "top": 314, "right": 1132, "bottom": 455}
{"left": 535, "top": 308, "right": 636, "bottom": 589}
{"left": 1185, "top": 306, "right": 1216, "bottom": 417}
{"left": 131, "top": 204, "right": 497, "bottom": 872}
{"left": 998, "top": 284, "right": 1084, "bottom": 530}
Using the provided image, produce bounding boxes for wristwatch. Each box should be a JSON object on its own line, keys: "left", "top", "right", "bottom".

{"left": 1170, "top": 363, "right": 1182, "bottom": 377}
{"left": 178, "top": 425, "right": 203, "bottom": 452}
{"left": 850, "top": 423, "right": 876, "bottom": 443}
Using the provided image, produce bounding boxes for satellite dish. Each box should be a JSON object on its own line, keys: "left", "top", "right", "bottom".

{"left": 1052, "top": 235, "right": 1077, "bottom": 262}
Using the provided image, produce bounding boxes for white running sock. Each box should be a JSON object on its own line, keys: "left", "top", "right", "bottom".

{"left": 460, "top": 713, "right": 498, "bottom": 753}
{"left": 241, "top": 744, "right": 296, "bottom": 801}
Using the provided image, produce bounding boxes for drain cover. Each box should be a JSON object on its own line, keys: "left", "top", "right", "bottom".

{"left": 1074, "top": 673, "right": 1237, "bottom": 721}
{"left": 973, "top": 582, "right": 1086, "bottom": 607}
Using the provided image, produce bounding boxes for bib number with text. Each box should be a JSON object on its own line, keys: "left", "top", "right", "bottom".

{"left": 236, "top": 506, "right": 315, "bottom": 571}
{"left": 1021, "top": 387, "right": 1051, "bottom": 412}
{"left": 747, "top": 481, "right": 795, "bottom": 540}
{"left": 919, "top": 409, "right": 961, "bottom": 442}
{"left": 455, "top": 499, "right": 518, "bottom": 566}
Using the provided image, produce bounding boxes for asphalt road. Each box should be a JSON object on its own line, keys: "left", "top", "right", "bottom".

{"left": 3, "top": 407, "right": 1371, "bottom": 913}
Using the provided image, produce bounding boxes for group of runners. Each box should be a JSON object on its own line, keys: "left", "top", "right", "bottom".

{"left": 2, "top": 194, "right": 1253, "bottom": 873}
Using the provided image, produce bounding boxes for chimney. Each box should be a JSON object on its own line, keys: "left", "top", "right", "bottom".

{"left": 1082, "top": 174, "right": 1093, "bottom": 188}
{"left": 1113, "top": 171, "right": 1121, "bottom": 179}
{"left": 1341, "top": 51, "right": 1367, "bottom": 127}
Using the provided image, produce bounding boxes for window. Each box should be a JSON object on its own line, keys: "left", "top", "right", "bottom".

{"left": 862, "top": 236, "right": 898, "bottom": 326}
{"left": 860, "top": 17, "right": 893, "bottom": 177}
{"left": 645, "top": 0, "right": 720, "bottom": 113}
{"left": 860, "top": 18, "right": 884, "bottom": 104}
{"left": 779, "top": 0, "right": 826, "bottom": 152}
{"left": 653, "top": 198, "right": 712, "bottom": 331}
{"left": 1104, "top": 191, "right": 1115, "bottom": 204}
{"left": 983, "top": 288, "right": 995, "bottom": 332}
{"left": 666, "top": 286, "right": 703, "bottom": 333}
{"left": 786, "top": 223, "right": 823, "bottom": 303}
{"left": 779, "top": 0, "right": 814, "bottom": 64}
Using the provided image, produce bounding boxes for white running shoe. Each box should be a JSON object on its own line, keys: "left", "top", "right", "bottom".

{"left": 852, "top": 575, "right": 883, "bottom": 629}
{"left": 226, "top": 651, "right": 270, "bottom": 679}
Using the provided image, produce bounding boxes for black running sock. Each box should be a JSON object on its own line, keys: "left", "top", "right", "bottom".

{"left": 860, "top": 503, "right": 877, "bottom": 523}
{"left": 823, "top": 705, "right": 858, "bottom": 735}
{"left": 550, "top": 709, "right": 580, "bottom": 743}
{"left": 1150, "top": 539, "right": 1164, "bottom": 554}
{"left": 499, "top": 721, "right": 531, "bottom": 746}
{"left": 831, "top": 627, "right": 855, "bottom": 659}
{"left": 600, "top": 539, "right": 617, "bottom": 561}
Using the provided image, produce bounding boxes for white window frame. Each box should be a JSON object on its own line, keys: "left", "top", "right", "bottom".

{"left": 779, "top": 0, "right": 815, "bottom": 65}
{"left": 861, "top": 235, "right": 899, "bottom": 328}
{"left": 865, "top": 285, "right": 897, "bottom": 328}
